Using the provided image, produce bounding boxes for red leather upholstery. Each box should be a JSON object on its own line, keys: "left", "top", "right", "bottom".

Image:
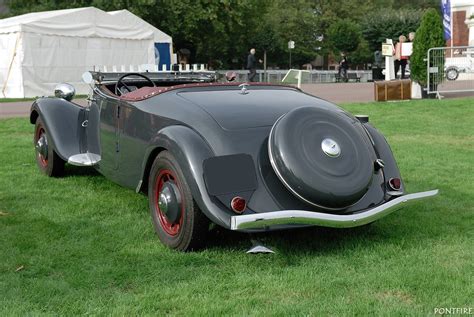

{"left": 120, "top": 87, "right": 168, "bottom": 101}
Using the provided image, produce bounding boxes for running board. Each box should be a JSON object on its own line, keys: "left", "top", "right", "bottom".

{"left": 68, "top": 153, "right": 101, "bottom": 166}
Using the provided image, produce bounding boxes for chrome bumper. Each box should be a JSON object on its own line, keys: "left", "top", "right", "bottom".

{"left": 230, "top": 190, "right": 438, "bottom": 231}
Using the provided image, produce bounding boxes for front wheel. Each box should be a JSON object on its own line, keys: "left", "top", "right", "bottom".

{"left": 148, "top": 151, "right": 209, "bottom": 251}
{"left": 34, "top": 118, "right": 65, "bottom": 177}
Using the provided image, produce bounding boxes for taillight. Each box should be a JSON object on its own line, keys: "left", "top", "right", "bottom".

{"left": 388, "top": 178, "right": 401, "bottom": 190}
{"left": 230, "top": 196, "right": 246, "bottom": 214}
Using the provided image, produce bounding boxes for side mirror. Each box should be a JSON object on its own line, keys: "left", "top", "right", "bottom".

{"left": 54, "top": 83, "right": 75, "bottom": 101}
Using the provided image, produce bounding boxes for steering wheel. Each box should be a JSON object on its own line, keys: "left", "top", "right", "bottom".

{"left": 115, "top": 73, "right": 156, "bottom": 96}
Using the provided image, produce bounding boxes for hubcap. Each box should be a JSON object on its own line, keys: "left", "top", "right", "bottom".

{"left": 155, "top": 170, "right": 183, "bottom": 236}
{"left": 158, "top": 182, "right": 182, "bottom": 224}
{"left": 448, "top": 70, "right": 456, "bottom": 79}
{"left": 321, "top": 138, "right": 341, "bottom": 158}
{"left": 35, "top": 129, "right": 48, "bottom": 166}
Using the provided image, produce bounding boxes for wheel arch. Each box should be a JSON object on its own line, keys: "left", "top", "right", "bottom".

{"left": 139, "top": 146, "right": 167, "bottom": 194}
{"left": 30, "top": 98, "right": 84, "bottom": 161}
{"left": 30, "top": 109, "right": 39, "bottom": 124}
{"left": 139, "top": 125, "right": 233, "bottom": 229}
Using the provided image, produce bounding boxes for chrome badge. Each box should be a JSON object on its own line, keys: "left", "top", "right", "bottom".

{"left": 321, "top": 138, "right": 341, "bottom": 157}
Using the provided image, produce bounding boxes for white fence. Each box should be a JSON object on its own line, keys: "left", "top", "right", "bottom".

{"left": 90, "top": 65, "right": 373, "bottom": 84}
{"left": 217, "top": 70, "right": 373, "bottom": 83}
{"left": 93, "top": 63, "right": 209, "bottom": 73}
{"left": 427, "top": 46, "right": 474, "bottom": 97}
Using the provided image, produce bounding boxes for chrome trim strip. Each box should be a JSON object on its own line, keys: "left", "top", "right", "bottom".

{"left": 230, "top": 190, "right": 438, "bottom": 230}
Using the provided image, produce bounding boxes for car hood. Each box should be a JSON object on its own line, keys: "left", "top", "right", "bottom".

{"left": 177, "top": 88, "right": 338, "bottom": 130}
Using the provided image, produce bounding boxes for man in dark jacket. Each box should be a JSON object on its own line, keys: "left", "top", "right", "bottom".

{"left": 247, "top": 48, "right": 259, "bottom": 82}
{"left": 338, "top": 53, "right": 349, "bottom": 82}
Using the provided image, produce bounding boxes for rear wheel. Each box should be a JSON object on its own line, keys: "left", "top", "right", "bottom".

{"left": 148, "top": 151, "right": 209, "bottom": 251}
{"left": 34, "top": 118, "right": 65, "bottom": 177}
{"left": 446, "top": 67, "right": 459, "bottom": 81}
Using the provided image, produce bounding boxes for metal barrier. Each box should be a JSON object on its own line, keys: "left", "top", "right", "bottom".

{"left": 427, "top": 46, "right": 474, "bottom": 97}
{"left": 217, "top": 69, "right": 372, "bottom": 83}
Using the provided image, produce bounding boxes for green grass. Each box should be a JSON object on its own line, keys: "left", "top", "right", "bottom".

{"left": 1, "top": 98, "right": 473, "bottom": 315}
{"left": 0, "top": 97, "right": 38, "bottom": 103}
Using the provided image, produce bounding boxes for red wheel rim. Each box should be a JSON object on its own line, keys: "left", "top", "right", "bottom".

{"left": 154, "top": 169, "right": 184, "bottom": 236}
{"left": 35, "top": 127, "right": 48, "bottom": 168}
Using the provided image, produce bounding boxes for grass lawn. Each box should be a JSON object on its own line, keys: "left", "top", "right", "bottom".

{"left": 0, "top": 98, "right": 38, "bottom": 103}
{"left": 0, "top": 98, "right": 472, "bottom": 315}
{"left": 0, "top": 96, "right": 87, "bottom": 103}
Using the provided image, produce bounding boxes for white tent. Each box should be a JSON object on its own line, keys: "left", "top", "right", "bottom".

{"left": 108, "top": 9, "right": 175, "bottom": 66}
{"left": 0, "top": 7, "right": 172, "bottom": 98}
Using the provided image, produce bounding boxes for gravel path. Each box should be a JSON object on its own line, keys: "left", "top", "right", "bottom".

{"left": 0, "top": 83, "right": 380, "bottom": 119}
{"left": 0, "top": 99, "right": 88, "bottom": 119}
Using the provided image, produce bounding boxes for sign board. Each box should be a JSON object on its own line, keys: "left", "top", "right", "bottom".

{"left": 382, "top": 43, "right": 393, "bottom": 56}
{"left": 282, "top": 69, "right": 310, "bottom": 88}
{"left": 401, "top": 42, "right": 413, "bottom": 57}
{"left": 288, "top": 40, "right": 295, "bottom": 49}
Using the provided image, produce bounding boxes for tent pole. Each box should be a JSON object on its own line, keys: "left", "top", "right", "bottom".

{"left": 2, "top": 33, "right": 21, "bottom": 98}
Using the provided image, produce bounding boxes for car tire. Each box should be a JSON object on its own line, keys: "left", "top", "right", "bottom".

{"left": 446, "top": 67, "right": 459, "bottom": 81}
{"left": 34, "top": 117, "right": 65, "bottom": 177}
{"left": 148, "top": 151, "right": 209, "bottom": 251}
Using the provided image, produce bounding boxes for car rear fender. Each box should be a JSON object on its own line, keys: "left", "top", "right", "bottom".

{"left": 363, "top": 123, "right": 404, "bottom": 192}
{"left": 141, "top": 125, "right": 233, "bottom": 228}
{"left": 30, "top": 98, "right": 86, "bottom": 161}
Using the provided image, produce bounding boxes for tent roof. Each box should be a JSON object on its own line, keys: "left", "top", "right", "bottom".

{"left": 108, "top": 10, "right": 172, "bottom": 43}
{"left": 0, "top": 7, "right": 158, "bottom": 40}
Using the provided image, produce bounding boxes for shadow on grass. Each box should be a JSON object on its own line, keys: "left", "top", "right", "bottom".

{"left": 53, "top": 165, "right": 441, "bottom": 256}
{"left": 63, "top": 165, "right": 101, "bottom": 177}
{"left": 205, "top": 223, "right": 384, "bottom": 255}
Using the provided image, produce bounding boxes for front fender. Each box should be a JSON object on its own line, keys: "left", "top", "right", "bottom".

{"left": 142, "top": 125, "right": 234, "bottom": 229}
{"left": 30, "top": 98, "right": 85, "bottom": 161}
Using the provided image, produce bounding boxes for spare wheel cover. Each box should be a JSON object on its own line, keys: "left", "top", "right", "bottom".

{"left": 268, "top": 106, "right": 374, "bottom": 209}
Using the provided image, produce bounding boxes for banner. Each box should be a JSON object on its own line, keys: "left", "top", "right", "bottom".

{"left": 441, "top": 0, "right": 451, "bottom": 40}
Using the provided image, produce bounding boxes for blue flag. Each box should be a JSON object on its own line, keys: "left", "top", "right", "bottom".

{"left": 441, "top": 0, "right": 451, "bottom": 40}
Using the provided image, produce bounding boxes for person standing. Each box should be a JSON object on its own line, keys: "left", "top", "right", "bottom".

{"left": 246, "top": 48, "right": 260, "bottom": 82}
{"left": 394, "top": 35, "right": 408, "bottom": 79}
{"left": 338, "top": 53, "right": 349, "bottom": 82}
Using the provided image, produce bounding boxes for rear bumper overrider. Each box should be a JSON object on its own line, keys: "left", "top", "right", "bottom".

{"left": 230, "top": 190, "right": 438, "bottom": 231}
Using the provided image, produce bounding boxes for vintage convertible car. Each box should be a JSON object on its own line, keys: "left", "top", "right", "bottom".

{"left": 30, "top": 71, "right": 438, "bottom": 251}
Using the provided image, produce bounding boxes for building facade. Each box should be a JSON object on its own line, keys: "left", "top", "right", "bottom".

{"left": 451, "top": 0, "right": 474, "bottom": 46}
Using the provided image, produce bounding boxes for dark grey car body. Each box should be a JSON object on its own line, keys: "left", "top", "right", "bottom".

{"left": 30, "top": 72, "right": 437, "bottom": 232}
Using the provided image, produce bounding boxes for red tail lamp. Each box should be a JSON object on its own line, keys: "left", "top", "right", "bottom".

{"left": 388, "top": 178, "right": 401, "bottom": 191}
{"left": 230, "top": 196, "right": 246, "bottom": 214}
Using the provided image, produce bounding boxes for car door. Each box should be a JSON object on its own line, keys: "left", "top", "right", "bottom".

{"left": 115, "top": 101, "right": 151, "bottom": 189}
{"left": 97, "top": 90, "right": 121, "bottom": 176}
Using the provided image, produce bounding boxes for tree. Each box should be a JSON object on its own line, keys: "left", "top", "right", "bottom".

{"left": 361, "top": 9, "right": 424, "bottom": 52}
{"left": 6, "top": 0, "right": 264, "bottom": 68}
{"left": 262, "top": 0, "right": 320, "bottom": 67}
{"left": 327, "top": 19, "right": 361, "bottom": 54}
{"left": 5, "top": 0, "right": 442, "bottom": 69}
{"left": 410, "top": 8, "right": 445, "bottom": 85}
{"left": 350, "top": 39, "right": 373, "bottom": 66}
